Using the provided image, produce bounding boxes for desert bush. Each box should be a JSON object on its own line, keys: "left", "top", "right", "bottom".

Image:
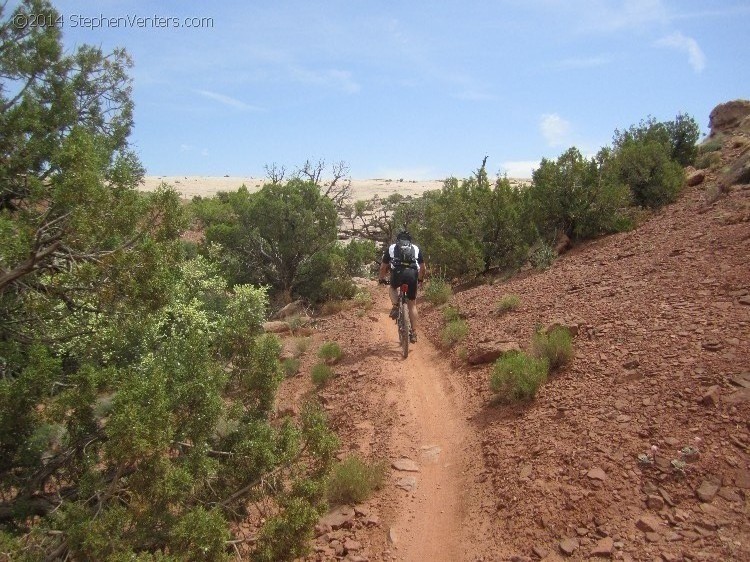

{"left": 490, "top": 352, "right": 549, "bottom": 401}
{"left": 695, "top": 151, "right": 722, "bottom": 170}
{"left": 424, "top": 277, "right": 452, "bottom": 305}
{"left": 283, "top": 358, "right": 301, "bottom": 377}
{"left": 294, "top": 337, "right": 311, "bottom": 356}
{"left": 320, "top": 300, "right": 352, "bottom": 316}
{"left": 532, "top": 327, "right": 573, "bottom": 370}
{"left": 353, "top": 290, "right": 373, "bottom": 310}
{"left": 311, "top": 364, "right": 334, "bottom": 386}
{"left": 698, "top": 137, "right": 723, "bottom": 154}
{"left": 318, "top": 342, "right": 343, "bottom": 364}
{"left": 0, "top": 8, "right": 341, "bottom": 559}
{"left": 441, "top": 319, "right": 469, "bottom": 348}
{"left": 531, "top": 242, "right": 556, "bottom": 270}
{"left": 527, "top": 147, "right": 631, "bottom": 242}
{"left": 442, "top": 305, "right": 461, "bottom": 323}
{"left": 496, "top": 294, "right": 521, "bottom": 313}
{"left": 327, "top": 455, "right": 387, "bottom": 505}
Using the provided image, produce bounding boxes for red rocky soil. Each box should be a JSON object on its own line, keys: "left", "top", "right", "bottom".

{"left": 274, "top": 106, "right": 750, "bottom": 561}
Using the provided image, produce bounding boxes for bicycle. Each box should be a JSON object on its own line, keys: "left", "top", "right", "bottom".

{"left": 379, "top": 279, "right": 413, "bottom": 359}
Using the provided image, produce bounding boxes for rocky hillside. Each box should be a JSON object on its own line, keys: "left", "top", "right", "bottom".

{"left": 416, "top": 99, "right": 750, "bottom": 561}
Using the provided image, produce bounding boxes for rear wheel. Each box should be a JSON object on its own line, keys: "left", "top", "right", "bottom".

{"left": 400, "top": 301, "right": 410, "bottom": 358}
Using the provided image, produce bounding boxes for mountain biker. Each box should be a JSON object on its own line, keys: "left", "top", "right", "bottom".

{"left": 378, "top": 230, "right": 425, "bottom": 343}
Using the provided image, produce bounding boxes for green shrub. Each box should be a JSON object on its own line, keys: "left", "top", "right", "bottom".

{"left": 532, "top": 326, "right": 573, "bottom": 370}
{"left": 327, "top": 455, "right": 387, "bottom": 505}
{"left": 528, "top": 147, "right": 631, "bottom": 242}
{"left": 294, "top": 337, "right": 311, "bottom": 356}
{"left": 282, "top": 358, "right": 301, "bottom": 377}
{"left": 424, "top": 277, "right": 452, "bottom": 305}
{"left": 441, "top": 319, "right": 468, "bottom": 348}
{"left": 320, "top": 299, "right": 351, "bottom": 316}
{"left": 311, "top": 363, "right": 334, "bottom": 386}
{"left": 353, "top": 290, "right": 373, "bottom": 310}
{"left": 490, "top": 352, "right": 549, "bottom": 401}
{"left": 442, "top": 305, "right": 461, "bottom": 323}
{"left": 496, "top": 294, "right": 520, "bottom": 313}
{"left": 697, "top": 137, "right": 722, "bottom": 154}
{"left": 317, "top": 341, "right": 343, "bottom": 364}
{"left": 695, "top": 151, "right": 722, "bottom": 170}
{"left": 531, "top": 242, "right": 555, "bottom": 270}
{"left": 321, "top": 277, "right": 357, "bottom": 301}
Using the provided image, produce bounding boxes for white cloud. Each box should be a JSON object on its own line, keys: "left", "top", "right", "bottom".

{"left": 195, "top": 89, "right": 262, "bottom": 111}
{"left": 540, "top": 113, "right": 572, "bottom": 147}
{"left": 499, "top": 160, "right": 539, "bottom": 179}
{"left": 655, "top": 32, "right": 706, "bottom": 73}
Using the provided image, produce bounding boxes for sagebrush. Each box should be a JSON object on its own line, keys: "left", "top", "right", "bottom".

{"left": 490, "top": 352, "right": 549, "bottom": 401}
{"left": 327, "top": 455, "right": 387, "bottom": 505}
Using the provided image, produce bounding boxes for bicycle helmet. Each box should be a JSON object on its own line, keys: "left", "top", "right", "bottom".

{"left": 396, "top": 229, "right": 412, "bottom": 242}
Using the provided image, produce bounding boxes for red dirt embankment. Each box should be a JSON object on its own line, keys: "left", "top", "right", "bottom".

{"left": 274, "top": 103, "right": 749, "bottom": 561}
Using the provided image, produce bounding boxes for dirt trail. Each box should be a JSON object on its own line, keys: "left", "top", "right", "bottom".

{"left": 375, "top": 292, "right": 493, "bottom": 562}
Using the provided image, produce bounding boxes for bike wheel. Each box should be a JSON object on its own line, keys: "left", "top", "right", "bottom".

{"left": 400, "top": 302, "right": 410, "bottom": 359}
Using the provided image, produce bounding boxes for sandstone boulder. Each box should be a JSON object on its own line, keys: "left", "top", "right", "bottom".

{"left": 271, "top": 300, "right": 306, "bottom": 320}
{"left": 709, "top": 99, "right": 750, "bottom": 135}
{"left": 263, "top": 320, "right": 290, "bottom": 334}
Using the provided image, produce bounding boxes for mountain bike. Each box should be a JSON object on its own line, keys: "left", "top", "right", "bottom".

{"left": 380, "top": 279, "right": 412, "bottom": 359}
{"left": 395, "top": 282, "right": 411, "bottom": 358}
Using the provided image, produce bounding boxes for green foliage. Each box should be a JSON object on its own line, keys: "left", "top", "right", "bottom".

{"left": 405, "top": 168, "right": 530, "bottom": 278}
{"left": 282, "top": 358, "right": 301, "bottom": 377}
{"left": 311, "top": 363, "right": 334, "bottom": 386}
{"left": 530, "top": 242, "right": 556, "bottom": 270}
{"left": 441, "top": 319, "right": 469, "bottom": 348}
{"left": 532, "top": 327, "right": 574, "bottom": 370}
{"left": 327, "top": 455, "right": 387, "bottom": 505}
{"left": 0, "top": 6, "right": 338, "bottom": 559}
{"left": 318, "top": 341, "right": 343, "bottom": 364}
{"left": 194, "top": 179, "right": 338, "bottom": 297}
{"left": 442, "top": 305, "right": 462, "bottom": 323}
{"left": 490, "top": 352, "right": 549, "bottom": 401}
{"left": 607, "top": 116, "right": 694, "bottom": 208}
{"left": 528, "top": 147, "right": 631, "bottom": 242}
{"left": 607, "top": 137, "right": 684, "bottom": 208}
{"left": 698, "top": 137, "right": 723, "bottom": 154}
{"left": 695, "top": 151, "right": 722, "bottom": 170}
{"left": 496, "top": 294, "right": 521, "bottom": 313}
{"left": 170, "top": 507, "right": 230, "bottom": 562}
{"left": 353, "top": 290, "right": 373, "bottom": 310}
{"left": 252, "top": 497, "right": 320, "bottom": 562}
{"left": 342, "top": 239, "right": 378, "bottom": 276}
{"left": 295, "top": 245, "right": 358, "bottom": 303}
{"left": 424, "top": 277, "right": 452, "bottom": 305}
{"left": 294, "top": 337, "right": 311, "bottom": 356}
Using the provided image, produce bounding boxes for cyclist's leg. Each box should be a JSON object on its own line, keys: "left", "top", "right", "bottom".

{"left": 403, "top": 269, "right": 419, "bottom": 333}
{"left": 388, "top": 269, "right": 399, "bottom": 317}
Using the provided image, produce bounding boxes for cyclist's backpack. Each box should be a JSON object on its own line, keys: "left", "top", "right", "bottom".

{"left": 394, "top": 239, "right": 416, "bottom": 268}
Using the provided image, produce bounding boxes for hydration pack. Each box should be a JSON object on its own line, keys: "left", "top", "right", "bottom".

{"left": 394, "top": 239, "right": 416, "bottom": 268}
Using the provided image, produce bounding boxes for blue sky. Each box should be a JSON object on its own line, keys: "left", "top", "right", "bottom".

{"left": 51, "top": 0, "right": 749, "bottom": 179}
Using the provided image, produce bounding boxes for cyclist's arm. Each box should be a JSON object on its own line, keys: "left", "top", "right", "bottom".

{"left": 378, "top": 260, "right": 389, "bottom": 280}
{"left": 418, "top": 262, "right": 426, "bottom": 282}
{"left": 379, "top": 248, "right": 391, "bottom": 280}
